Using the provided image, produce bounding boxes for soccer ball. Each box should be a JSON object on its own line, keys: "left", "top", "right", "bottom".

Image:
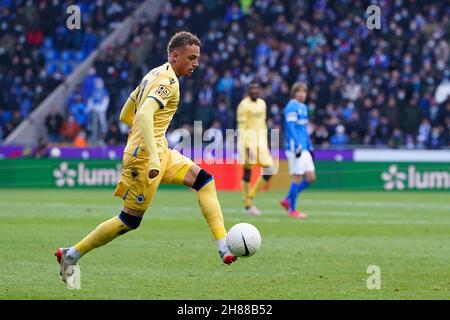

{"left": 226, "top": 223, "right": 262, "bottom": 257}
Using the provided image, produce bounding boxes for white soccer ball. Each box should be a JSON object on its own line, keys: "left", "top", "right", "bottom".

{"left": 226, "top": 223, "right": 262, "bottom": 257}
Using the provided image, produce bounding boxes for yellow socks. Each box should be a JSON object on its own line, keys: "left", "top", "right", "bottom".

{"left": 249, "top": 176, "right": 266, "bottom": 200}
{"left": 197, "top": 179, "right": 227, "bottom": 240}
{"left": 74, "top": 215, "right": 132, "bottom": 256}
{"left": 242, "top": 180, "right": 252, "bottom": 208}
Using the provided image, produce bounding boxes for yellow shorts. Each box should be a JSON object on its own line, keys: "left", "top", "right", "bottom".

{"left": 113, "top": 147, "right": 195, "bottom": 211}
{"left": 239, "top": 145, "right": 274, "bottom": 169}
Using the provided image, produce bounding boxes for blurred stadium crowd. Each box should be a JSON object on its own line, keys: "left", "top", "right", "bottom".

{"left": 0, "top": 0, "right": 142, "bottom": 144}
{"left": 1, "top": 0, "right": 449, "bottom": 149}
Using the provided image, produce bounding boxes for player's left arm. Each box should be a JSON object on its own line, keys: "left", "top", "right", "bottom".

{"left": 305, "top": 105, "right": 314, "bottom": 158}
{"left": 285, "top": 106, "right": 301, "bottom": 156}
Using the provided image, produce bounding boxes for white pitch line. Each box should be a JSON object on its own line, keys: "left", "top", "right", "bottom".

{"left": 1, "top": 197, "right": 448, "bottom": 211}
{"left": 1, "top": 202, "right": 449, "bottom": 225}
{"left": 256, "top": 198, "right": 450, "bottom": 211}
{"left": 153, "top": 206, "right": 450, "bottom": 224}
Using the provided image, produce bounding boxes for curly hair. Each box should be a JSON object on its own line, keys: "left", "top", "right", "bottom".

{"left": 167, "top": 31, "right": 201, "bottom": 54}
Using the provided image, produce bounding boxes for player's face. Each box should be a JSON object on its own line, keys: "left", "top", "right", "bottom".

{"left": 173, "top": 44, "right": 200, "bottom": 77}
{"left": 295, "top": 88, "right": 307, "bottom": 102}
{"left": 248, "top": 84, "right": 260, "bottom": 100}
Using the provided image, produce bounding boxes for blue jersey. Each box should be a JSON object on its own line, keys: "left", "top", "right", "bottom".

{"left": 283, "top": 99, "right": 312, "bottom": 152}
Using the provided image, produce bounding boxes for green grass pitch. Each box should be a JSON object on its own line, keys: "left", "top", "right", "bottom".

{"left": 0, "top": 188, "right": 449, "bottom": 299}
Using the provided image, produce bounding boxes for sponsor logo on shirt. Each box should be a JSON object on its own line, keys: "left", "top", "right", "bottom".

{"left": 155, "top": 85, "right": 171, "bottom": 99}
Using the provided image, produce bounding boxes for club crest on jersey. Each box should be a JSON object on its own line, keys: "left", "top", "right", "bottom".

{"left": 136, "top": 194, "right": 145, "bottom": 204}
{"left": 155, "top": 85, "right": 171, "bottom": 99}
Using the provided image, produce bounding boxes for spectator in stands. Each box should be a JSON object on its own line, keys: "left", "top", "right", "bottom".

{"left": 444, "top": 116, "right": 450, "bottom": 146}
{"left": 45, "top": 107, "right": 63, "bottom": 143}
{"left": 434, "top": 73, "right": 450, "bottom": 104}
{"left": 375, "top": 116, "right": 392, "bottom": 146}
{"left": 74, "top": 130, "right": 87, "bottom": 148}
{"left": 26, "top": 25, "right": 44, "bottom": 48}
{"left": 403, "top": 98, "right": 423, "bottom": 137}
{"left": 417, "top": 118, "right": 431, "bottom": 148}
{"left": 269, "top": 103, "right": 283, "bottom": 127}
{"left": 105, "top": 121, "right": 122, "bottom": 146}
{"left": 82, "top": 68, "right": 98, "bottom": 101}
{"left": 330, "top": 125, "right": 349, "bottom": 146}
{"left": 60, "top": 115, "right": 81, "bottom": 143}
{"left": 68, "top": 94, "right": 88, "bottom": 128}
{"left": 427, "top": 126, "right": 446, "bottom": 149}
{"left": 389, "top": 128, "right": 404, "bottom": 149}
{"left": 312, "top": 124, "right": 329, "bottom": 147}
{"left": 436, "top": 99, "right": 450, "bottom": 127}
{"left": 216, "top": 70, "right": 235, "bottom": 98}
{"left": 0, "top": 0, "right": 141, "bottom": 139}
{"left": 87, "top": 77, "right": 110, "bottom": 144}
{"left": 2, "top": 0, "right": 449, "bottom": 149}
{"left": 346, "top": 110, "right": 364, "bottom": 144}
{"left": 196, "top": 83, "right": 215, "bottom": 129}
{"left": 382, "top": 96, "right": 401, "bottom": 130}
{"left": 33, "top": 137, "right": 49, "bottom": 159}
{"left": 204, "top": 120, "right": 224, "bottom": 149}
{"left": 9, "top": 111, "right": 22, "bottom": 132}
{"left": 215, "top": 97, "right": 231, "bottom": 134}
{"left": 367, "top": 109, "right": 381, "bottom": 144}
{"left": 175, "top": 89, "right": 194, "bottom": 126}
{"left": 81, "top": 25, "right": 98, "bottom": 57}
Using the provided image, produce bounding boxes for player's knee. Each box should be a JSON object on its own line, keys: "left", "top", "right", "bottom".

{"left": 242, "top": 168, "right": 251, "bottom": 182}
{"left": 192, "top": 169, "right": 213, "bottom": 191}
{"left": 262, "top": 174, "right": 272, "bottom": 181}
{"left": 118, "top": 211, "right": 142, "bottom": 230}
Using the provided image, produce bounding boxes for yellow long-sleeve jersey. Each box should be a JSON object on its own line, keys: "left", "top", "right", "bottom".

{"left": 122, "top": 62, "right": 180, "bottom": 159}
{"left": 236, "top": 96, "right": 268, "bottom": 148}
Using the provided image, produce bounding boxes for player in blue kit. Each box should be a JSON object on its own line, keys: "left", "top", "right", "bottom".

{"left": 280, "top": 82, "right": 316, "bottom": 218}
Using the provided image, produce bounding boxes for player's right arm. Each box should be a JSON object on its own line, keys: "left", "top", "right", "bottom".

{"left": 236, "top": 102, "right": 247, "bottom": 130}
{"left": 236, "top": 101, "right": 248, "bottom": 149}
{"left": 119, "top": 97, "right": 136, "bottom": 127}
{"left": 119, "top": 87, "right": 138, "bottom": 127}
{"left": 136, "top": 98, "right": 160, "bottom": 178}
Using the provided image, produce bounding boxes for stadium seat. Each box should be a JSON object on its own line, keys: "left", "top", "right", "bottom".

{"left": 46, "top": 62, "right": 57, "bottom": 75}
{"left": 1, "top": 110, "right": 12, "bottom": 123}
{"left": 43, "top": 37, "right": 53, "bottom": 49}
{"left": 61, "top": 50, "right": 73, "bottom": 61}
{"left": 44, "top": 49, "right": 59, "bottom": 61}
{"left": 61, "top": 62, "right": 73, "bottom": 75}
{"left": 75, "top": 50, "right": 86, "bottom": 62}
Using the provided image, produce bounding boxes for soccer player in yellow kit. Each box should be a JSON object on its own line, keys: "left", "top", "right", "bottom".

{"left": 55, "top": 32, "right": 237, "bottom": 287}
{"left": 237, "top": 80, "right": 274, "bottom": 215}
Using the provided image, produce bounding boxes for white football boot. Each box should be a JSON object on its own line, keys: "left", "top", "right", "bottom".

{"left": 55, "top": 248, "right": 81, "bottom": 289}
{"left": 245, "top": 205, "right": 262, "bottom": 216}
